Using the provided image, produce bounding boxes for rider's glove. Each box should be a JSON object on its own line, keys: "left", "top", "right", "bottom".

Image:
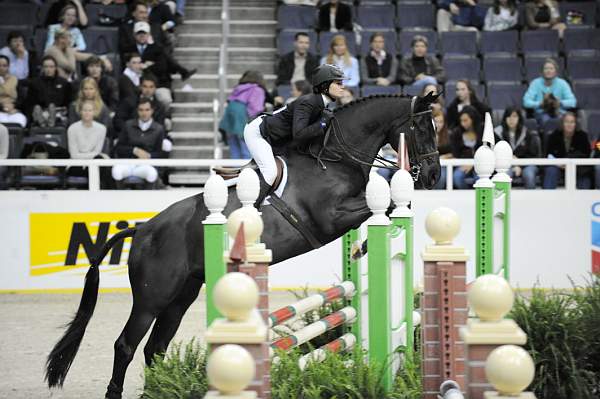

{"left": 320, "top": 108, "right": 334, "bottom": 130}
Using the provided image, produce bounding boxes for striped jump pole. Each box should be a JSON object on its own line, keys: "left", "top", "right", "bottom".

{"left": 298, "top": 333, "right": 357, "bottom": 370}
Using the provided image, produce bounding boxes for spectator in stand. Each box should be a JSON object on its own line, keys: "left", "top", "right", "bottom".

{"left": 321, "top": 35, "right": 360, "bottom": 90}
{"left": 119, "top": 53, "right": 143, "bottom": 100}
{"left": 437, "top": 0, "right": 487, "bottom": 32}
{"left": 446, "top": 79, "right": 490, "bottom": 129}
{"left": 275, "top": 32, "right": 319, "bottom": 87}
{"left": 84, "top": 56, "right": 119, "bottom": 112}
{"left": 26, "top": 55, "right": 72, "bottom": 127}
{"left": 422, "top": 83, "right": 445, "bottom": 113}
{"left": 399, "top": 35, "right": 446, "bottom": 94}
{"left": 318, "top": 0, "right": 353, "bottom": 32}
{"left": 0, "top": 32, "right": 31, "bottom": 81}
{"left": 0, "top": 97, "right": 27, "bottom": 127}
{"left": 146, "top": 0, "right": 177, "bottom": 30}
{"left": 484, "top": 0, "right": 519, "bottom": 31}
{"left": 112, "top": 98, "right": 166, "bottom": 188}
{"left": 360, "top": 32, "right": 398, "bottom": 88}
{"left": 174, "top": 0, "right": 186, "bottom": 23}
{"left": 450, "top": 105, "right": 483, "bottom": 189}
{"left": 0, "top": 124, "right": 7, "bottom": 189}
{"left": 592, "top": 135, "right": 600, "bottom": 189}
{"left": 45, "top": 0, "right": 88, "bottom": 27}
{"left": 0, "top": 56, "right": 17, "bottom": 103}
{"left": 525, "top": 0, "right": 566, "bottom": 38}
{"left": 45, "top": 4, "right": 87, "bottom": 52}
{"left": 119, "top": 1, "right": 169, "bottom": 58}
{"left": 66, "top": 100, "right": 107, "bottom": 177}
{"left": 285, "top": 80, "right": 312, "bottom": 104}
{"left": 68, "top": 77, "right": 112, "bottom": 130}
{"left": 523, "top": 58, "right": 576, "bottom": 128}
{"left": 432, "top": 109, "right": 452, "bottom": 189}
{"left": 219, "top": 71, "right": 267, "bottom": 159}
{"left": 543, "top": 112, "right": 592, "bottom": 189}
{"left": 494, "top": 107, "right": 542, "bottom": 189}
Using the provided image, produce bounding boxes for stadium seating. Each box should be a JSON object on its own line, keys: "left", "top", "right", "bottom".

{"left": 84, "top": 4, "right": 128, "bottom": 27}
{"left": 521, "top": 30, "right": 559, "bottom": 59}
{"left": 277, "top": 5, "right": 316, "bottom": 30}
{"left": 563, "top": 29, "right": 600, "bottom": 58}
{"left": 559, "top": 1, "right": 597, "bottom": 28}
{"left": 487, "top": 83, "right": 526, "bottom": 112}
{"left": 480, "top": 30, "right": 519, "bottom": 58}
{"left": 440, "top": 31, "right": 478, "bottom": 58}
{"left": 443, "top": 58, "right": 481, "bottom": 83}
{"left": 568, "top": 57, "right": 600, "bottom": 83}
{"left": 573, "top": 82, "right": 600, "bottom": 110}
{"left": 483, "top": 58, "right": 523, "bottom": 84}
{"left": 356, "top": 5, "right": 396, "bottom": 30}
{"left": 0, "top": 4, "right": 38, "bottom": 26}
{"left": 82, "top": 27, "right": 119, "bottom": 55}
{"left": 362, "top": 85, "right": 402, "bottom": 96}
{"left": 396, "top": 4, "right": 435, "bottom": 29}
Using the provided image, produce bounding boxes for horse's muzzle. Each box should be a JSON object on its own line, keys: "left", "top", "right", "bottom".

{"left": 420, "top": 155, "right": 442, "bottom": 189}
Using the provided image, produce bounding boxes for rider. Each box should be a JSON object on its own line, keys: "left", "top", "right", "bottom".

{"left": 244, "top": 64, "right": 347, "bottom": 205}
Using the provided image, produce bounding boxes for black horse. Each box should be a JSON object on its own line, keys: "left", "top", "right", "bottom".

{"left": 45, "top": 94, "right": 441, "bottom": 398}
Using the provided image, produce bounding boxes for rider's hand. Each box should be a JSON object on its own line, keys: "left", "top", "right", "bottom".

{"left": 320, "top": 108, "right": 334, "bottom": 129}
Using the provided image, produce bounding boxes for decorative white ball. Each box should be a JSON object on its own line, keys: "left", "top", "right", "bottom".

{"left": 390, "top": 169, "right": 414, "bottom": 206}
{"left": 207, "top": 344, "right": 256, "bottom": 394}
{"left": 213, "top": 272, "right": 259, "bottom": 321}
{"left": 204, "top": 174, "right": 228, "bottom": 212}
{"left": 494, "top": 140, "right": 513, "bottom": 171}
{"left": 474, "top": 146, "right": 495, "bottom": 177}
{"left": 237, "top": 168, "right": 260, "bottom": 205}
{"left": 425, "top": 207, "right": 461, "bottom": 245}
{"left": 366, "top": 173, "right": 391, "bottom": 212}
{"left": 468, "top": 274, "right": 514, "bottom": 322}
{"left": 227, "top": 206, "right": 264, "bottom": 243}
{"left": 485, "top": 345, "right": 535, "bottom": 395}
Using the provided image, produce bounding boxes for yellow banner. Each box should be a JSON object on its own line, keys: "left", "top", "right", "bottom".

{"left": 29, "top": 212, "right": 156, "bottom": 277}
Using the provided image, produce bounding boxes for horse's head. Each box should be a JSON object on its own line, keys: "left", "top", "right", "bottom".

{"left": 388, "top": 92, "right": 441, "bottom": 189}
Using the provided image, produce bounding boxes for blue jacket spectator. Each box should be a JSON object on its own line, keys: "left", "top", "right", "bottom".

{"left": 320, "top": 35, "right": 360, "bottom": 89}
{"left": 437, "top": 0, "right": 487, "bottom": 31}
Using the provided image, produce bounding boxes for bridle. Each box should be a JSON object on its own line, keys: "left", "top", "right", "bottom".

{"left": 308, "top": 96, "right": 439, "bottom": 182}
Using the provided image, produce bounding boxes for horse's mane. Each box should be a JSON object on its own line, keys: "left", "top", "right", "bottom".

{"left": 333, "top": 94, "right": 412, "bottom": 114}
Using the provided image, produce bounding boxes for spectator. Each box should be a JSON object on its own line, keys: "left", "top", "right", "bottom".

{"left": 321, "top": 35, "right": 360, "bottom": 90}
{"left": 84, "top": 56, "right": 119, "bottom": 112}
{"left": 45, "top": 0, "right": 88, "bottom": 27}
{"left": 285, "top": 80, "right": 312, "bottom": 104}
{"left": 114, "top": 73, "right": 170, "bottom": 137}
{"left": 0, "top": 55, "right": 18, "bottom": 102}
{"left": 484, "top": 0, "right": 519, "bottom": 31}
{"left": 360, "top": 32, "right": 398, "bottom": 87}
{"left": 0, "top": 97, "right": 27, "bottom": 128}
{"left": 543, "top": 112, "right": 592, "bottom": 189}
{"left": 437, "top": 0, "right": 487, "bottom": 32}
{"left": 399, "top": 35, "right": 446, "bottom": 93}
{"left": 446, "top": 79, "right": 490, "bottom": 129}
{"left": 119, "top": 1, "right": 168, "bottom": 59}
{"left": 66, "top": 100, "right": 107, "bottom": 176}
{"left": 592, "top": 135, "right": 600, "bottom": 189}
{"left": 523, "top": 58, "right": 576, "bottom": 128}
{"left": 68, "top": 77, "right": 112, "bottom": 129}
{"left": 318, "top": 0, "right": 353, "bottom": 32}
{"left": 0, "top": 31, "right": 31, "bottom": 81}
{"left": 174, "top": 0, "right": 186, "bottom": 23}
{"left": 45, "top": 4, "right": 87, "bottom": 52}
{"left": 525, "top": 0, "right": 566, "bottom": 38}
{"left": 0, "top": 123, "right": 7, "bottom": 188}
{"left": 146, "top": 0, "right": 177, "bottom": 30}
{"left": 432, "top": 108, "right": 452, "bottom": 189}
{"left": 421, "top": 83, "right": 445, "bottom": 113}
{"left": 450, "top": 105, "right": 483, "bottom": 189}
{"left": 219, "top": 71, "right": 267, "bottom": 159}
{"left": 119, "top": 53, "right": 143, "bottom": 100}
{"left": 26, "top": 55, "right": 72, "bottom": 127}
{"left": 112, "top": 98, "right": 165, "bottom": 188}
{"left": 494, "top": 107, "right": 542, "bottom": 189}
{"left": 275, "top": 32, "right": 319, "bottom": 87}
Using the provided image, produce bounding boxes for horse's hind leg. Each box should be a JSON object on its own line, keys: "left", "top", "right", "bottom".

{"left": 143, "top": 276, "right": 204, "bottom": 366}
{"left": 105, "top": 304, "right": 155, "bottom": 399}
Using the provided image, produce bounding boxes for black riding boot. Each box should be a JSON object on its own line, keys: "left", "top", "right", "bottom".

{"left": 254, "top": 175, "right": 273, "bottom": 209}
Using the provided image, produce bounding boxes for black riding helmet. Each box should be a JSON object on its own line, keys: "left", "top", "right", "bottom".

{"left": 311, "top": 64, "right": 347, "bottom": 96}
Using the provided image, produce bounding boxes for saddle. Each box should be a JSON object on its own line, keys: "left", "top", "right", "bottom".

{"left": 213, "top": 158, "right": 285, "bottom": 193}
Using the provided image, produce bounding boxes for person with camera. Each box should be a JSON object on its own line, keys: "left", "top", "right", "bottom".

{"left": 523, "top": 58, "right": 576, "bottom": 129}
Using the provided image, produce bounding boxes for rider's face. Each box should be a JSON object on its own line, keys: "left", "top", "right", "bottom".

{"left": 327, "top": 80, "right": 345, "bottom": 99}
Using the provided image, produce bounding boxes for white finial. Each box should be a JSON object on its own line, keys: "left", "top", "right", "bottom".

{"left": 213, "top": 272, "right": 259, "bottom": 321}
{"left": 485, "top": 345, "right": 535, "bottom": 396}
{"left": 366, "top": 173, "right": 391, "bottom": 225}
{"left": 237, "top": 168, "right": 260, "bottom": 208}
{"left": 473, "top": 146, "right": 495, "bottom": 188}
{"left": 493, "top": 140, "right": 513, "bottom": 183}
{"left": 204, "top": 174, "right": 228, "bottom": 224}
{"left": 482, "top": 112, "right": 495, "bottom": 148}
{"left": 207, "top": 344, "right": 256, "bottom": 395}
{"left": 390, "top": 169, "right": 413, "bottom": 218}
{"left": 425, "top": 207, "right": 461, "bottom": 245}
{"left": 468, "top": 274, "right": 514, "bottom": 322}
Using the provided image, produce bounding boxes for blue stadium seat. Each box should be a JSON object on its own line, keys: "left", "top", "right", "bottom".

{"left": 356, "top": 5, "right": 396, "bottom": 29}
{"left": 524, "top": 57, "right": 566, "bottom": 82}
{"left": 6, "top": 125, "right": 24, "bottom": 159}
{"left": 521, "top": 30, "right": 559, "bottom": 59}
{"left": 524, "top": 118, "right": 539, "bottom": 133}
{"left": 277, "top": 5, "right": 316, "bottom": 30}
{"left": 487, "top": 83, "right": 526, "bottom": 111}
{"left": 573, "top": 82, "right": 600, "bottom": 109}
{"left": 33, "top": 28, "right": 47, "bottom": 57}
{"left": 359, "top": 30, "right": 397, "bottom": 57}
{"left": 568, "top": 57, "right": 600, "bottom": 83}
{"left": 18, "top": 130, "right": 68, "bottom": 189}
{"left": 480, "top": 31, "right": 519, "bottom": 58}
{"left": 584, "top": 112, "right": 600, "bottom": 142}
{"left": 443, "top": 58, "right": 480, "bottom": 83}
{"left": 277, "top": 30, "right": 318, "bottom": 55}
{"left": 563, "top": 29, "right": 600, "bottom": 58}
{"left": 82, "top": 27, "right": 119, "bottom": 55}
{"left": 319, "top": 31, "right": 357, "bottom": 56}
{"left": 559, "top": 2, "right": 597, "bottom": 28}
{"left": 440, "top": 31, "right": 478, "bottom": 58}
{"left": 399, "top": 29, "right": 438, "bottom": 56}
{"left": 358, "top": 0, "right": 394, "bottom": 4}
{"left": 0, "top": 4, "right": 38, "bottom": 26}
{"left": 84, "top": 4, "right": 128, "bottom": 26}
{"left": 396, "top": 4, "right": 435, "bottom": 29}
{"left": 444, "top": 82, "right": 485, "bottom": 105}
{"left": 483, "top": 58, "right": 523, "bottom": 84}
{"left": 362, "top": 85, "right": 402, "bottom": 96}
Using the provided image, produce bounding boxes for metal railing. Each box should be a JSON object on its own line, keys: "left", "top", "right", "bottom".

{"left": 214, "top": 0, "right": 230, "bottom": 160}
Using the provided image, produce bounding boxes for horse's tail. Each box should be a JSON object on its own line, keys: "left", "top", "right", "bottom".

{"left": 45, "top": 227, "right": 137, "bottom": 388}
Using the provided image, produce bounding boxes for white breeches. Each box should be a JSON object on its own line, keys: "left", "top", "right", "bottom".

{"left": 243, "top": 116, "right": 277, "bottom": 185}
{"left": 111, "top": 164, "right": 158, "bottom": 183}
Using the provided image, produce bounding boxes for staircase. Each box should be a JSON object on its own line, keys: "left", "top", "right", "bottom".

{"left": 168, "top": 0, "right": 278, "bottom": 186}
